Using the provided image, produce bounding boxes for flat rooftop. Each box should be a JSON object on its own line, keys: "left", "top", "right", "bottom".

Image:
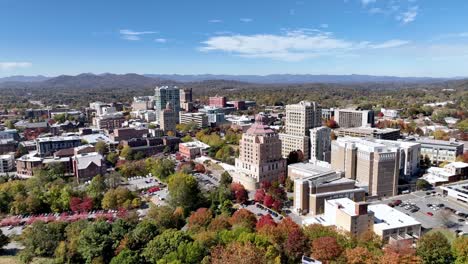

{"left": 326, "top": 198, "right": 360, "bottom": 217}
{"left": 36, "top": 136, "right": 81, "bottom": 142}
{"left": 369, "top": 204, "right": 421, "bottom": 230}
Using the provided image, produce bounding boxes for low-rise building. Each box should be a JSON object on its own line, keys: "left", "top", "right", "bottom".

{"left": 334, "top": 109, "right": 374, "bottom": 128}
{"left": 72, "top": 152, "right": 106, "bottom": 182}
{"left": 335, "top": 127, "right": 400, "bottom": 140}
{"left": 413, "top": 138, "right": 464, "bottom": 165}
{"left": 111, "top": 127, "right": 149, "bottom": 142}
{"left": 441, "top": 182, "right": 468, "bottom": 204}
{"left": 0, "top": 139, "right": 16, "bottom": 154}
{"left": 369, "top": 204, "right": 421, "bottom": 244}
{"left": 292, "top": 163, "right": 366, "bottom": 215}
{"left": 324, "top": 198, "right": 374, "bottom": 237}
{"left": 422, "top": 162, "right": 468, "bottom": 186}
{"left": 179, "top": 141, "right": 210, "bottom": 159}
{"left": 16, "top": 153, "right": 43, "bottom": 178}
{"left": 36, "top": 136, "right": 82, "bottom": 157}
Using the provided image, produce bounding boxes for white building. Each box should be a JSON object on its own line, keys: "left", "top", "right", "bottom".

{"left": 0, "top": 153, "right": 15, "bottom": 173}
{"left": 441, "top": 182, "right": 468, "bottom": 204}
{"left": 369, "top": 204, "right": 421, "bottom": 243}
{"left": 380, "top": 108, "right": 399, "bottom": 119}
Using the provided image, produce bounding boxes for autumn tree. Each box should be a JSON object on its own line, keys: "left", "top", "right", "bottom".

{"left": 345, "top": 247, "right": 376, "bottom": 264}
{"left": 230, "top": 182, "right": 248, "bottom": 204}
{"left": 211, "top": 242, "right": 268, "bottom": 264}
{"left": 188, "top": 208, "right": 213, "bottom": 232}
{"left": 451, "top": 236, "right": 468, "bottom": 264}
{"left": 229, "top": 209, "right": 257, "bottom": 230}
{"left": 311, "top": 236, "right": 343, "bottom": 263}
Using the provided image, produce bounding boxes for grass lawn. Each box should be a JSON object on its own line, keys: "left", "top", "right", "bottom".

{"left": 0, "top": 256, "right": 52, "bottom": 264}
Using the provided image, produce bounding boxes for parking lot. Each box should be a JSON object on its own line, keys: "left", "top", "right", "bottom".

{"left": 126, "top": 175, "right": 162, "bottom": 191}
{"left": 193, "top": 172, "right": 219, "bottom": 190}
{"left": 375, "top": 188, "right": 468, "bottom": 235}
{"left": 245, "top": 203, "right": 284, "bottom": 222}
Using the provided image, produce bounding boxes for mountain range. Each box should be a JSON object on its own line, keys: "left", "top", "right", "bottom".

{"left": 0, "top": 73, "right": 464, "bottom": 85}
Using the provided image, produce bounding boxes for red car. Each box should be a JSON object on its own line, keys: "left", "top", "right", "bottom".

{"left": 426, "top": 212, "right": 434, "bottom": 216}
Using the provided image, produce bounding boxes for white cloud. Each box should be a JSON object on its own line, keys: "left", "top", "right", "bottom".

{"left": 200, "top": 30, "right": 410, "bottom": 61}
{"left": 154, "top": 38, "right": 167, "bottom": 43}
{"left": 0, "top": 62, "right": 32, "bottom": 70}
{"left": 320, "top": 24, "right": 329, "bottom": 28}
{"left": 369, "top": 39, "right": 410, "bottom": 49}
{"left": 119, "top": 29, "right": 157, "bottom": 41}
{"left": 361, "top": 0, "right": 376, "bottom": 6}
{"left": 396, "top": 6, "right": 418, "bottom": 24}
{"left": 240, "top": 18, "right": 253, "bottom": 23}
{"left": 368, "top": 7, "right": 384, "bottom": 14}
{"left": 208, "top": 19, "right": 223, "bottom": 23}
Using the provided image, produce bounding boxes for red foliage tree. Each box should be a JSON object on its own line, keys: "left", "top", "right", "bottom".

{"left": 260, "top": 181, "right": 271, "bottom": 190}
{"left": 229, "top": 208, "right": 257, "bottom": 230}
{"left": 254, "top": 189, "right": 266, "bottom": 203}
{"left": 256, "top": 214, "right": 276, "bottom": 230}
{"left": 70, "top": 197, "right": 82, "bottom": 212}
{"left": 311, "top": 236, "right": 343, "bottom": 262}
{"left": 272, "top": 199, "right": 282, "bottom": 212}
{"left": 263, "top": 194, "right": 274, "bottom": 208}
{"left": 230, "top": 183, "right": 248, "bottom": 204}
{"left": 188, "top": 208, "right": 213, "bottom": 231}
{"left": 284, "top": 228, "right": 309, "bottom": 262}
{"left": 81, "top": 197, "right": 94, "bottom": 212}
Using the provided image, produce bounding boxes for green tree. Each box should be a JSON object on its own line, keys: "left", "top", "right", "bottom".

{"left": 20, "top": 221, "right": 67, "bottom": 257}
{"left": 181, "top": 134, "right": 193, "bottom": 142}
{"left": 106, "top": 152, "right": 119, "bottom": 165}
{"left": 146, "top": 158, "right": 175, "bottom": 182}
{"left": 143, "top": 229, "right": 192, "bottom": 263}
{"left": 168, "top": 173, "right": 203, "bottom": 213}
{"left": 416, "top": 179, "right": 431, "bottom": 190}
{"left": 451, "top": 236, "right": 468, "bottom": 264}
{"left": 110, "top": 249, "right": 142, "bottom": 264}
{"left": 146, "top": 205, "right": 185, "bottom": 230}
{"left": 95, "top": 141, "right": 108, "bottom": 155}
{"left": 126, "top": 220, "right": 159, "bottom": 250}
{"left": 220, "top": 171, "right": 232, "bottom": 186}
{"left": 78, "top": 221, "right": 114, "bottom": 264}
{"left": 86, "top": 174, "right": 107, "bottom": 206}
{"left": 120, "top": 145, "right": 134, "bottom": 160}
{"left": 416, "top": 231, "right": 453, "bottom": 264}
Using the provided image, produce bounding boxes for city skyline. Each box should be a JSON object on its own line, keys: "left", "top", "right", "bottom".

{"left": 1, "top": 0, "right": 468, "bottom": 77}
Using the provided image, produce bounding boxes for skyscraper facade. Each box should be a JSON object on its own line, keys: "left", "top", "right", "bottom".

{"left": 154, "top": 86, "right": 181, "bottom": 121}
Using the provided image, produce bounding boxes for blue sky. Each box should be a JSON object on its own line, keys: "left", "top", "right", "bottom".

{"left": 1, "top": 0, "right": 468, "bottom": 77}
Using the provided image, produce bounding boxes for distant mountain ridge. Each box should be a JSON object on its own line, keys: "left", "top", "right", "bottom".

{"left": 144, "top": 74, "right": 462, "bottom": 84}
{"left": 1, "top": 73, "right": 465, "bottom": 85}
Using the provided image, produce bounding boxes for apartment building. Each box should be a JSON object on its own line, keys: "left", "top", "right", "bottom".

{"left": 234, "top": 114, "right": 286, "bottom": 191}
{"left": 179, "top": 112, "right": 209, "bottom": 128}
{"left": 36, "top": 136, "right": 82, "bottom": 157}
{"left": 179, "top": 88, "right": 193, "bottom": 111}
{"left": 310, "top": 126, "right": 331, "bottom": 162}
{"left": 334, "top": 109, "right": 375, "bottom": 128}
{"left": 154, "top": 86, "right": 181, "bottom": 121}
{"left": 279, "top": 101, "right": 322, "bottom": 160}
{"left": 0, "top": 139, "right": 16, "bottom": 155}
{"left": 111, "top": 127, "right": 149, "bottom": 142}
{"left": 92, "top": 113, "right": 125, "bottom": 130}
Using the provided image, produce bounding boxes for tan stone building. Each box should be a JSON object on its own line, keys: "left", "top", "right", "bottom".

{"left": 291, "top": 162, "right": 366, "bottom": 215}
{"left": 324, "top": 198, "right": 374, "bottom": 237}
{"left": 234, "top": 114, "right": 286, "bottom": 191}
{"left": 159, "top": 103, "right": 177, "bottom": 134}
{"left": 279, "top": 101, "right": 321, "bottom": 160}
{"left": 331, "top": 137, "right": 402, "bottom": 198}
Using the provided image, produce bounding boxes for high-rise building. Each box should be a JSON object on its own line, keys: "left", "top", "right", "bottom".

{"left": 234, "top": 114, "right": 286, "bottom": 191}
{"left": 279, "top": 101, "right": 322, "bottom": 160}
{"left": 159, "top": 103, "right": 177, "bottom": 133}
{"left": 310, "top": 126, "right": 331, "bottom": 162}
{"left": 154, "top": 86, "right": 181, "bottom": 121}
{"left": 180, "top": 88, "right": 193, "bottom": 111}
{"left": 331, "top": 137, "right": 420, "bottom": 197}
{"left": 334, "top": 109, "right": 375, "bottom": 128}
{"left": 132, "top": 96, "right": 154, "bottom": 111}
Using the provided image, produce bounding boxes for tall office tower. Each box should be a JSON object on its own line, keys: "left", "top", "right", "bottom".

{"left": 154, "top": 86, "right": 181, "bottom": 121}
{"left": 180, "top": 88, "right": 194, "bottom": 111}
{"left": 279, "top": 101, "right": 322, "bottom": 160}
{"left": 331, "top": 137, "right": 404, "bottom": 198}
{"left": 234, "top": 114, "right": 287, "bottom": 191}
{"left": 159, "top": 103, "right": 177, "bottom": 134}
{"left": 334, "top": 109, "right": 375, "bottom": 128}
{"left": 310, "top": 126, "right": 331, "bottom": 162}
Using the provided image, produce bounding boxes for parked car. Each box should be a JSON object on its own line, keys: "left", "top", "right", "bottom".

{"left": 427, "top": 212, "right": 434, "bottom": 216}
